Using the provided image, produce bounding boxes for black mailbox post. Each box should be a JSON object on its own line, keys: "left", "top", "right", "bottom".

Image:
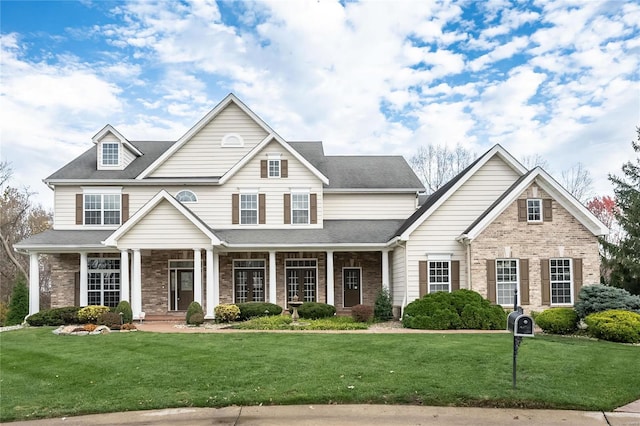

{"left": 508, "top": 290, "right": 534, "bottom": 389}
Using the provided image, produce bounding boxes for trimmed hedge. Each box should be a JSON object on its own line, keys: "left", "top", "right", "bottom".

{"left": 78, "top": 306, "right": 110, "bottom": 324}
{"left": 114, "top": 300, "right": 133, "bottom": 324}
{"left": 297, "top": 302, "right": 336, "bottom": 319}
{"left": 186, "top": 301, "right": 204, "bottom": 325}
{"left": 26, "top": 307, "right": 81, "bottom": 326}
{"left": 584, "top": 310, "right": 640, "bottom": 343}
{"left": 574, "top": 285, "right": 640, "bottom": 318}
{"left": 535, "top": 308, "right": 579, "bottom": 335}
{"left": 98, "top": 312, "right": 123, "bottom": 329}
{"left": 215, "top": 304, "right": 240, "bottom": 322}
{"left": 402, "top": 289, "right": 505, "bottom": 330}
{"left": 237, "top": 302, "right": 283, "bottom": 320}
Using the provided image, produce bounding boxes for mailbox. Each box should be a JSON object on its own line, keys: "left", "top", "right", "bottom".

{"left": 507, "top": 311, "right": 535, "bottom": 337}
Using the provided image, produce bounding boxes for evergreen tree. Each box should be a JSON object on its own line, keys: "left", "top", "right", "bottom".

{"left": 605, "top": 127, "right": 640, "bottom": 295}
{"left": 6, "top": 274, "right": 29, "bottom": 325}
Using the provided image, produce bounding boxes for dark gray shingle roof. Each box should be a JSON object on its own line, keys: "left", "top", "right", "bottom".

{"left": 14, "top": 230, "right": 113, "bottom": 248}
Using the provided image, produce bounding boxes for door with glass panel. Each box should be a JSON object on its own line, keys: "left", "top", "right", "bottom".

{"left": 343, "top": 268, "right": 361, "bottom": 307}
{"left": 234, "top": 260, "right": 266, "bottom": 303}
{"left": 169, "top": 260, "right": 194, "bottom": 311}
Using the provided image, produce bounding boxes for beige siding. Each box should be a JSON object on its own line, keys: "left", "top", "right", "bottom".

{"left": 118, "top": 199, "right": 211, "bottom": 249}
{"left": 390, "top": 245, "right": 406, "bottom": 308}
{"left": 53, "top": 186, "right": 81, "bottom": 228}
{"left": 405, "top": 155, "right": 521, "bottom": 304}
{"left": 96, "top": 133, "right": 136, "bottom": 170}
{"left": 323, "top": 193, "right": 416, "bottom": 219}
{"left": 150, "top": 103, "right": 269, "bottom": 177}
{"left": 121, "top": 144, "right": 137, "bottom": 168}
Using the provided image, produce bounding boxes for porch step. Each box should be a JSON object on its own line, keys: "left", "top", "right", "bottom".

{"left": 143, "top": 314, "right": 185, "bottom": 322}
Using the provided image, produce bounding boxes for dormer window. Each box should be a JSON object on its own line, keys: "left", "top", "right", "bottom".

{"left": 102, "top": 143, "right": 119, "bottom": 166}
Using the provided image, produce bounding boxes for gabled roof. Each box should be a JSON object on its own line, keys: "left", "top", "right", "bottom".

{"left": 137, "top": 94, "right": 279, "bottom": 179}
{"left": 458, "top": 167, "right": 609, "bottom": 240}
{"left": 103, "top": 190, "right": 221, "bottom": 246}
{"left": 394, "top": 144, "right": 528, "bottom": 239}
{"left": 93, "top": 124, "right": 143, "bottom": 157}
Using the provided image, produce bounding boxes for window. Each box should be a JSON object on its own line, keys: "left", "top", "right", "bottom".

{"left": 428, "top": 261, "right": 450, "bottom": 293}
{"left": 84, "top": 194, "right": 121, "bottom": 225}
{"left": 176, "top": 190, "right": 197, "bottom": 203}
{"left": 291, "top": 193, "right": 309, "bottom": 224}
{"left": 234, "top": 260, "right": 265, "bottom": 303}
{"left": 240, "top": 194, "right": 258, "bottom": 225}
{"left": 286, "top": 259, "right": 317, "bottom": 302}
{"left": 527, "top": 199, "right": 542, "bottom": 222}
{"left": 102, "top": 143, "right": 119, "bottom": 166}
{"left": 550, "top": 258, "right": 572, "bottom": 304}
{"left": 268, "top": 159, "right": 280, "bottom": 178}
{"left": 496, "top": 259, "right": 518, "bottom": 305}
{"left": 87, "top": 258, "right": 120, "bottom": 307}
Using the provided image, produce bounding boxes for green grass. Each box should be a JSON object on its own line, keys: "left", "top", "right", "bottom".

{"left": 1, "top": 328, "right": 638, "bottom": 422}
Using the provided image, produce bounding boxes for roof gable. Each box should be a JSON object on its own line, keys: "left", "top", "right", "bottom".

{"left": 93, "top": 124, "right": 142, "bottom": 157}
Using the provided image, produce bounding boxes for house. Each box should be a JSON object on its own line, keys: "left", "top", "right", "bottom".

{"left": 16, "top": 94, "right": 608, "bottom": 320}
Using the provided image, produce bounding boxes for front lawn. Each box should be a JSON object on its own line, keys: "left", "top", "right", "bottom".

{"left": 0, "top": 328, "right": 638, "bottom": 422}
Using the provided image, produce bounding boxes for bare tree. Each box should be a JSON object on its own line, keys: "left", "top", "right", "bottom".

{"left": 561, "top": 162, "right": 594, "bottom": 203}
{"left": 410, "top": 143, "right": 476, "bottom": 194}
{"left": 520, "top": 154, "right": 550, "bottom": 170}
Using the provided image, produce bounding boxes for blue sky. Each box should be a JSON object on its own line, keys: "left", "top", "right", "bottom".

{"left": 1, "top": 0, "right": 639, "bottom": 209}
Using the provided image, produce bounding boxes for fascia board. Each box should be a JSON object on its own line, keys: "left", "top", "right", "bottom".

{"left": 323, "top": 188, "right": 423, "bottom": 193}
{"left": 14, "top": 244, "right": 116, "bottom": 253}
{"left": 221, "top": 243, "right": 388, "bottom": 251}
{"left": 45, "top": 178, "right": 222, "bottom": 186}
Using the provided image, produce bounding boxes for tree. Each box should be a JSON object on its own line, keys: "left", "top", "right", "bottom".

{"left": 6, "top": 274, "right": 29, "bottom": 325}
{"left": 520, "top": 154, "right": 550, "bottom": 170}
{"left": 604, "top": 128, "right": 640, "bottom": 295}
{"left": 410, "top": 143, "right": 476, "bottom": 194}
{"left": 561, "top": 162, "right": 593, "bottom": 203}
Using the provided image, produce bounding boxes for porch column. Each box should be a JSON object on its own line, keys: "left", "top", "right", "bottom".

{"left": 193, "top": 248, "right": 202, "bottom": 305}
{"left": 205, "top": 249, "right": 215, "bottom": 319}
{"left": 326, "top": 250, "right": 334, "bottom": 305}
{"left": 120, "top": 250, "right": 130, "bottom": 302}
{"left": 269, "top": 250, "right": 277, "bottom": 304}
{"left": 132, "top": 249, "right": 142, "bottom": 319}
{"left": 29, "top": 252, "right": 40, "bottom": 316}
{"left": 79, "top": 252, "right": 88, "bottom": 306}
{"left": 382, "top": 249, "right": 390, "bottom": 292}
{"left": 212, "top": 250, "right": 220, "bottom": 311}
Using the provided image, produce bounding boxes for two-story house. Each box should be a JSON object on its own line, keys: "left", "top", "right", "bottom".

{"left": 16, "top": 94, "right": 608, "bottom": 320}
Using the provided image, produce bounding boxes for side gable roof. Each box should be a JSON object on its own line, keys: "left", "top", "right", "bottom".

{"left": 103, "top": 190, "right": 221, "bottom": 246}
{"left": 394, "top": 144, "right": 528, "bottom": 239}
{"left": 458, "top": 167, "right": 609, "bottom": 240}
{"left": 93, "top": 124, "right": 143, "bottom": 157}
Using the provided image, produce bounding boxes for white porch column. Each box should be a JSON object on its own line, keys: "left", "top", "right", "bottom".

{"left": 326, "top": 250, "right": 334, "bottom": 306}
{"left": 120, "top": 250, "right": 130, "bottom": 302}
{"left": 382, "top": 249, "right": 390, "bottom": 292}
{"left": 29, "top": 252, "right": 40, "bottom": 316}
{"left": 205, "top": 249, "right": 215, "bottom": 319}
{"left": 132, "top": 249, "right": 142, "bottom": 319}
{"left": 269, "top": 250, "right": 277, "bottom": 304}
{"left": 80, "top": 252, "right": 88, "bottom": 306}
{"left": 212, "top": 251, "right": 220, "bottom": 310}
{"left": 193, "top": 249, "right": 202, "bottom": 305}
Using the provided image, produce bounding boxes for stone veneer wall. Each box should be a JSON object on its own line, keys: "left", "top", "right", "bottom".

{"left": 218, "top": 252, "right": 270, "bottom": 305}
{"left": 49, "top": 253, "right": 79, "bottom": 308}
{"left": 470, "top": 184, "right": 600, "bottom": 312}
{"left": 333, "top": 251, "right": 382, "bottom": 309}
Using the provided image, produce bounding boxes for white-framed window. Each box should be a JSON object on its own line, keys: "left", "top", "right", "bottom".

{"left": 527, "top": 199, "right": 542, "bottom": 222}
{"left": 291, "top": 192, "right": 309, "bottom": 224}
{"left": 84, "top": 193, "right": 121, "bottom": 225}
{"left": 176, "top": 190, "right": 197, "bottom": 203}
{"left": 428, "top": 261, "right": 451, "bottom": 293}
{"left": 233, "top": 260, "right": 266, "bottom": 303}
{"left": 221, "top": 133, "right": 244, "bottom": 147}
{"left": 87, "top": 258, "right": 120, "bottom": 307}
{"left": 496, "top": 259, "right": 519, "bottom": 305}
{"left": 240, "top": 193, "right": 258, "bottom": 225}
{"left": 102, "top": 142, "right": 119, "bottom": 166}
{"left": 550, "top": 258, "right": 573, "bottom": 304}
{"left": 268, "top": 159, "right": 281, "bottom": 178}
{"left": 286, "top": 259, "right": 317, "bottom": 302}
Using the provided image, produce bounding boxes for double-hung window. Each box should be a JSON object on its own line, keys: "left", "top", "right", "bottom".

{"left": 87, "top": 258, "right": 121, "bottom": 307}
{"left": 268, "top": 159, "right": 280, "bottom": 178}
{"left": 527, "top": 199, "right": 542, "bottom": 222}
{"left": 291, "top": 193, "right": 309, "bottom": 224}
{"left": 428, "top": 261, "right": 450, "bottom": 293}
{"left": 550, "top": 258, "right": 572, "bottom": 304}
{"left": 102, "top": 143, "right": 119, "bottom": 166}
{"left": 84, "top": 193, "right": 121, "bottom": 225}
{"left": 240, "top": 193, "right": 258, "bottom": 225}
{"left": 496, "top": 259, "right": 519, "bottom": 305}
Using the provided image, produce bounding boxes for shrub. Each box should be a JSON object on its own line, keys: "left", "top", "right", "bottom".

{"left": 237, "top": 302, "right": 283, "bottom": 320}
{"left": 186, "top": 301, "right": 204, "bottom": 324}
{"left": 574, "top": 284, "right": 640, "bottom": 318}
{"left": 189, "top": 312, "right": 205, "bottom": 326}
{"left": 297, "top": 302, "right": 336, "bottom": 319}
{"left": 121, "top": 323, "right": 137, "bottom": 330}
{"left": 114, "top": 300, "right": 133, "bottom": 324}
{"left": 584, "top": 310, "right": 640, "bottom": 343}
{"left": 83, "top": 323, "right": 98, "bottom": 332}
{"left": 374, "top": 288, "right": 394, "bottom": 321}
{"left": 78, "top": 306, "right": 110, "bottom": 324}
{"left": 98, "top": 311, "right": 123, "bottom": 329}
{"left": 26, "top": 306, "right": 81, "bottom": 326}
{"left": 535, "top": 308, "right": 579, "bottom": 335}
{"left": 0, "top": 302, "right": 8, "bottom": 326}
{"left": 351, "top": 304, "right": 374, "bottom": 322}
{"left": 215, "top": 304, "right": 240, "bottom": 322}
{"left": 6, "top": 275, "right": 29, "bottom": 326}
{"left": 402, "top": 290, "right": 505, "bottom": 330}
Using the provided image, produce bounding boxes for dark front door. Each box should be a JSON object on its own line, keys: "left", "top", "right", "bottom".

{"left": 170, "top": 270, "right": 194, "bottom": 311}
{"left": 343, "top": 268, "right": 361, "bottom": 307}
{"left": 286, "top": 268, "right": 317, "bottom": 302}
{"left": 234, "top": 269, "right": 265, "bottom": 303}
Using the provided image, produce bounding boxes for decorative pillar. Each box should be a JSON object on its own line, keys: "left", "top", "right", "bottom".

{"left": 132, "top": 249, "right": 142, "bottom": 319}
{"left": 80, "top": 252, "right": 88, "bottom": 306}
{"left": 269, "top": 250, "right": 277, "bottom": 304}
{"left": 205, "top": 249, "right": 214, "bottom": 319}
{"left": 193, "top": 248, "right": 202, "bottom": 305}
{"left": 382, "top": 249, "right": 390, "bottom": 292}
{"left": 29, "top": 252, "right": 40, "bottom": 316}
{"left": 120, "top": 250, "right": 130, "bottom": 302}
{"left": 326, "top": 250, "right": 334, "bottom": 306}
{"left": 212, "top": 251, "right": 220, "bottom": 311}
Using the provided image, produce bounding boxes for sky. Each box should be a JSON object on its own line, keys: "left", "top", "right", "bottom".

{"left": 1, "top": 0, "right": 639, "bottom": 210}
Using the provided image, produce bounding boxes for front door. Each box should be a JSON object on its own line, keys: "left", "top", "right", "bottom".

{"left": 343, "top": 268, "right": 361, "bottom": 307}
{"left": 170, "top": 270, "right": 194, "bottom": 311}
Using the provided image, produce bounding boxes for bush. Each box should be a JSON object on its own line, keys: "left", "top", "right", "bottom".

{"left": 26, "top": 306, "right": 81, "bottom": 326}
{"left": 237, "top": 302, "right": 283, "bottom": 320}
{"left": 121, "top": 322, "right": 137, "bottom": 330}
{"left": 215, "top": 304, "right": 240, "bottom": 322}
{"left": 114, "top": 300, "right": 133, "bottom": 324}
{"left": 98, "top": 311, "right": 123, "bottom": 329}
{"left": 584, "top": 310, "right": 640, "bottom": 343}
{"left": 0, "top": 302, "right": 8, "bottom": 326}
{"left": 6, "top": 275, "right": 29, "bottom": 326}
{"left": 402, "top": 290, "right": 505, "bottom": 330}
{"left": 574, "top": 284, "right": 640, "bottom": 318}
{"left": 78, "top": 306, "right": 110, "bottom": 324}
{"left": 189, "top": 312, "right": 205, "bottom": 326}
{"left": 186, "top": 301, "right": 204, "bottom": 324}
{"left": 535, "top": 308, "right": 579, "bottom": 335}
{"left": 374, "top": 288, "right": 394, "bottom": 321}
{"left": 351, "top": 304, "right": 374, "bottom": 322}
{"left": 297, "top": 302, "right": 336, "bottom": 319}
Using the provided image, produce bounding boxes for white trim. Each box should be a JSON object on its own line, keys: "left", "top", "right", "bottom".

{"left": 342, "top": 266, "right": 363, "bottom": 307}
{"left": 92, "top": 124, "right": 142, "bottom": 157}
{"left": 326, "top": 250, "right": 335, "bottom": 305}
{"left": 269, "top": 251, "right": 277, "bottom": 304}
{"left": 427, "top": 253, "right": 452, "bottom": 261}
{"left": 175, "top": 190, "right": 198, "bottom": 203}
{"left": 496, "top": 258, "right": 520, "bottom": 307}
{"left": 221, "top": 133, "right": 244, "bottom": 147}
{"left": 526, "top": 198, "right": 543, "bottom": 223}
{"left": 427, "top": 259, "right": 451, "bottom": 294}
{"left": 549, "top": 258, "right": 574, "bottom": 306}
{"left": 101, "top": 142, "right": 121, "bottom": 168}
{"left": 80, "top": 252, "right": 88, "bottom": 306}
{"left": 205, "top": 249, "right": 215, "bottom": 319}
{"left": 29, "top": 253, "right": 40, "bottom": 315}
{"left": 82, "top": 187, "right": 123, "bottom": 194}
